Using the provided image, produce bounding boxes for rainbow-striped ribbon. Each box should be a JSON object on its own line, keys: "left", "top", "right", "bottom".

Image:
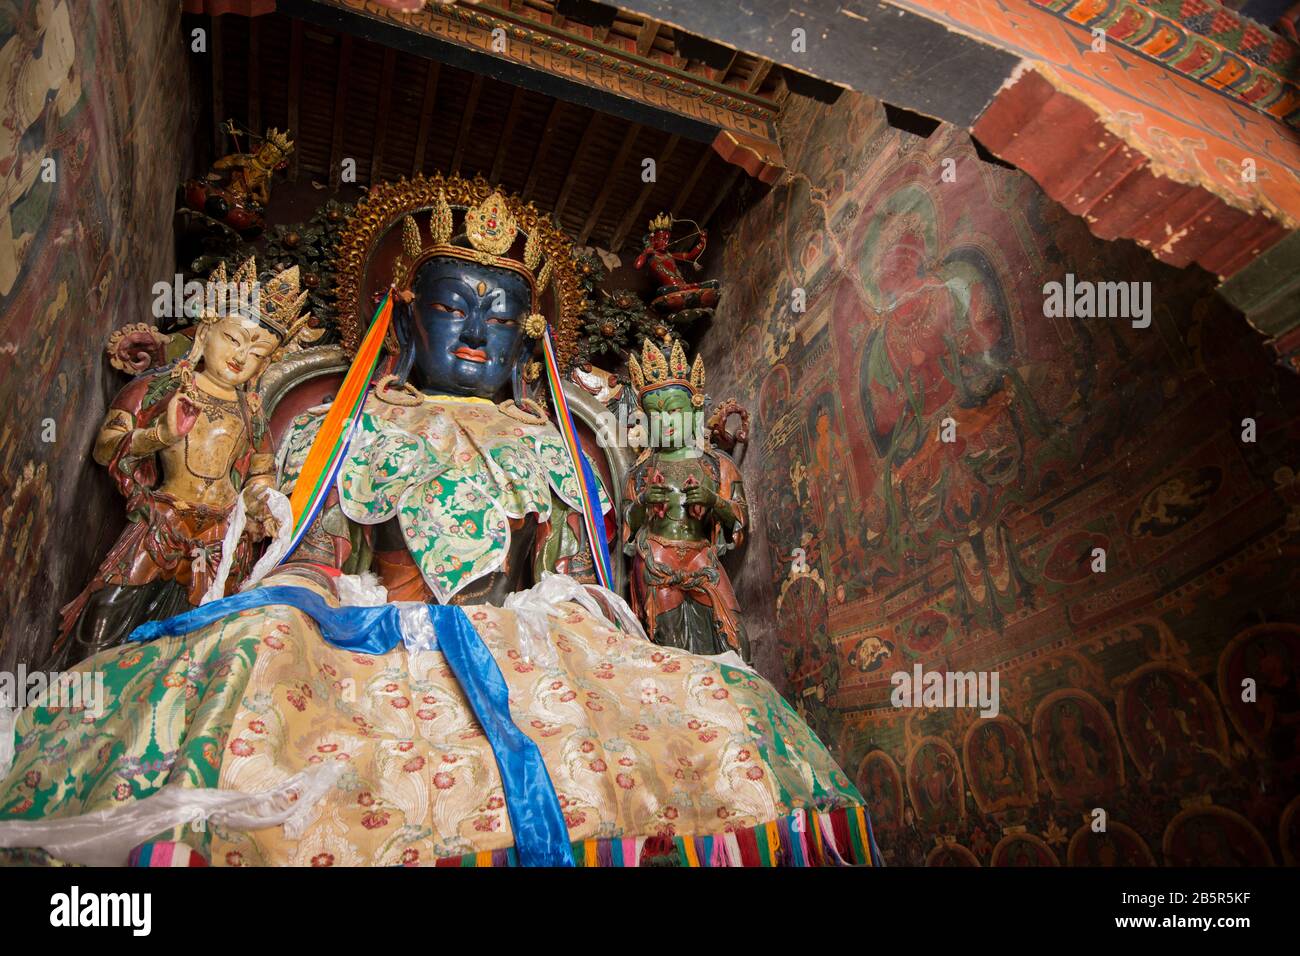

{"left": 541, "top": 326, "right": 614, "bottom": 590}
{"left": 280, "top": 291, "right": 394, "bottom": 563}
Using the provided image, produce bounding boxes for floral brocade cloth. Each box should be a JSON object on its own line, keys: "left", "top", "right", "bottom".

{"left": 277, "top": 393, "right": 611, "bottom": 603}
{"left": 0, "top": 579, "right": 864, "bottom": 866}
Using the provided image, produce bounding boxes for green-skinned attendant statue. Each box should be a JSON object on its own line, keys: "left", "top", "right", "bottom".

{"left": 622, "top": 339, "right": 750, "bottom": 659}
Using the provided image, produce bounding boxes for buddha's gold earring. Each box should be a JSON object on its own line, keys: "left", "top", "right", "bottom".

{"left": 523, "top": 314, "right": 547, "bottom": 339}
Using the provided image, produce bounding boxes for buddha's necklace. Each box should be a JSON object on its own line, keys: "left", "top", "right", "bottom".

{"left": 182, "top": 389, "right": 245, "bottom": 489}
{"left": 651, "top": 454, "right": 707, "bottom": 488}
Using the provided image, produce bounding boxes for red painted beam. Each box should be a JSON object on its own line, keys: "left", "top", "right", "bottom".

{"left": 974, "top": 69, "right": 1289, "bottom": 279}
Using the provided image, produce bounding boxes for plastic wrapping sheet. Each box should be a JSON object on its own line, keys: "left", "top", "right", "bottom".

{"left": 0, "top": 762, "right": 345, "bottom": 866}
{"left": 503, "top": 571, "right": 648, "bottom": 666}
{"left": 201, "top": 486, "right": 295, "bottom": 605}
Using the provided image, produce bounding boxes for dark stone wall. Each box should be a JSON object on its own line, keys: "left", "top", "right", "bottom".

{"left": 0, "top": 1, "right": 191, "bottom": 668}
{"left": 704, "top": 90, "right": 1300, "bottom": 865}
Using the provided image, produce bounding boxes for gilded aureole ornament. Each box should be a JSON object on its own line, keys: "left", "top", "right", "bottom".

{"left": 49, "top": 259, "right": 315, "bottom": 668}
{"left": 622, "top": 339, "right": 750, "bottom": 659}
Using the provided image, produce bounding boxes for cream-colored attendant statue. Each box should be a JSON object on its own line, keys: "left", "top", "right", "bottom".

{"left": 49, "top": 258, "right": 315, "bottom": 667}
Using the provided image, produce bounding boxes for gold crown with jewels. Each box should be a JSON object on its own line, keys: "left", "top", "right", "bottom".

{"left": 261, "top": 127, "right": 294, "bottom": 158}
{"left": 393, "top": 188, "right": 553, "bottom": 336}
{"left": 628, "top": 338, "right": 706, "bottom": 407}
{"left": 331, "top": 174, "right": 585, "bottom": 365}
{"left": 197, "top": 256, "right": 315, "bottom": 348}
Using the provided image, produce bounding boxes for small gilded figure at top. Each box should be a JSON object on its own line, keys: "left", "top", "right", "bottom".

{"left": 181, "top": 125, "right": 294, "bottom": 237}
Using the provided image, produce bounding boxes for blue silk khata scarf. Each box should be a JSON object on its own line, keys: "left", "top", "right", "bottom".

{"left": 129, "top": 587, "right": 574, "bottom": 867}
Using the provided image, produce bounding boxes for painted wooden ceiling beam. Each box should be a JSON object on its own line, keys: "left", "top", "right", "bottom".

{"left": 411, "top": 60, "right": 441, "bottom": 177}
{"left": 490, "top": 85, "right": 527, "bottom": 184}
{"left": 554, "top": 111, "right": 603, "bottom": 221}
{"left": 450, "top": 73, "right": 485, "bottom": 176}
{"left": 635, "top": 18, "right": 658, "bottom": 56}
{"left": 671, "top": 148, "right": 710, "bottom": 218}
{"left": 371, "top": 46, "right": 396, "bottom": 182}
{"left": 610, "top": 133, "right": 678, "bottom": 252}
{"left": 287, "top": 18, "right": 302, "bottom": 181}
{"left": 579, "top": 121, "right": 640, "bottom": 245}
{"left": 327, "top": 34, "right": 352, "bottom": 189}
{"left": 523, "top": 99, "right": 567, "bottom": 200}
{"left": 248, "top": 17, "right": 262, "bottom": 134}
{"left": 210, "top": 14, "right": 225, "bottom": 156}
{"left": 280, "top": 0, "right": 784, "bottom": 186}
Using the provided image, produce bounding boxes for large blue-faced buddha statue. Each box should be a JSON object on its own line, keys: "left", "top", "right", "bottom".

{"left": 275, "top": 184, "right": 609, "bottom": 606}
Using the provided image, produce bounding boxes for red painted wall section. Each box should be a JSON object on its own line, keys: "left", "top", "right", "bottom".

{"left": 703, "top": 89, "right": 1300, "bottom": 865}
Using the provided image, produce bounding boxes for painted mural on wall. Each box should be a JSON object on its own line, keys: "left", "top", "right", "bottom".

{"left": 0, "top": 0, "right": 189, "bottom": 667}
{"left": 703, "top": 91, "right": 1300, "bottom": 865}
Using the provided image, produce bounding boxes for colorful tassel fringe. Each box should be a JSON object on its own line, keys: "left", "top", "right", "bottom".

{"left": 122, "top": 807, "right": 883, "bottom": 868}
{"left": 127, "top": 841, "right": 209, "bottom": 867}
{"left": 427, "top": 805, "right": 882, "bottom": 868}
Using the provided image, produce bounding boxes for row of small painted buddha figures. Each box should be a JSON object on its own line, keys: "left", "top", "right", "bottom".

{"left": 49, "top": 253, "right": 749, "bottom": 670}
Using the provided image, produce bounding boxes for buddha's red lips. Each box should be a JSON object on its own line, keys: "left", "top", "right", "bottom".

{"left": 452, "top": 347, "right": 488, "bottom": 363}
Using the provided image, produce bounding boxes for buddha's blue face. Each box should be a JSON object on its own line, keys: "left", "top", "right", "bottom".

{"left": 406, "top": 257, "right": 531, "bottom": 398}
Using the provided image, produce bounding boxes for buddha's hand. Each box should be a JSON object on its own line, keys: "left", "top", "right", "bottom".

{"left": 642, "top": 483, "right": 673, "bottom": 505}
{"left": 160, "top": 393, "right": 201, "bottom": 445}
{"left": 249, "top": 503, "right": 280, "bottom": 540}
{"left": 683, "top": 484, "right": 717, "bottom": 512}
